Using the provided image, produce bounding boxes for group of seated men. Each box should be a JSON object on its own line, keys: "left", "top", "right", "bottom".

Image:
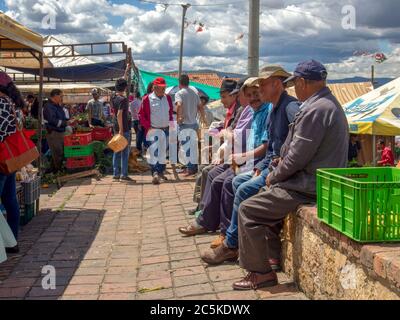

{"left": 178, "top": 60, "right": 349, "bottom": 290}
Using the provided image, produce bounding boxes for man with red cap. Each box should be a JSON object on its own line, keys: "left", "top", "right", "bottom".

{"left": 139, "top": 77, "right": 174, "bottom": 184}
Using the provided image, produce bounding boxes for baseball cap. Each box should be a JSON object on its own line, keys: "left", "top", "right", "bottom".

{"left": 220, "top": 79, "right": 237, "bottom": 94}
{"left": 91, "top": 88, "right": 99, "bottom": 95}
{"left": 284, "top": 60, "right": 328, "bottom": 87}
{"left": 230, "top": 76, "right": 250, "bottom": 95}
{"left": 241, "top": 77, "right": 261, "bottom": 92}
{"left": 247, "top": 65, "right": 291, "bottom": 87}
{"left": 153, "top": 77, "right": 167, "bottom": 87}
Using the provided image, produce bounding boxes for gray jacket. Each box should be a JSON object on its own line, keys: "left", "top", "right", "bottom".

{"left": 268, "top": 87, "right": 349, "bottom": 197}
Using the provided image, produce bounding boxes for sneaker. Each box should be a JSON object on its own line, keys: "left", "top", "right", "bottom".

{"left": 152, "top": 173, "right": 160, "bottom": 185}
{"left": 120, "top": 176, "right": 136, "bottom": 183}
{"left": 112, "top": 176, "right": 120, "bottom": 181}
{"left": 159, "top": 173, "right": 169, "bottom": 181}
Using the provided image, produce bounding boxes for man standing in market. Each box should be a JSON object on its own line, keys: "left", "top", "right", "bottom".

{"left": 377, "top": 139, "right": 395, "bottom": 166}
{"left": 87, "top": 88, "right": 105, "bottom": 127}
{"left": 43, "top": 89, "right": 68, "bottom": 173}
{"left": 175, "top": 74, "right": 206, "bottom": 176}
{"left": 139, "top": 77, "right": 174, "bottom": 185}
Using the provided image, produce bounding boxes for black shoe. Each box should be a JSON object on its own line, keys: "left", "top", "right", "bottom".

{"left": 112, "top": 176, "right": 120, "bottom": 181}
{"left": 6, "top": 245, "right": 19, "bottom": 254}
{"left": 120, "top": 176, "right": 136, "bottom": 183}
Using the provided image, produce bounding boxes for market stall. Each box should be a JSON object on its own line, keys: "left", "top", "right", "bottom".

{"left": 0, "top": 12, "right": 44, "bottom": 224}
{"left": 344, "top": 77, "right": 400, "bottom": 165}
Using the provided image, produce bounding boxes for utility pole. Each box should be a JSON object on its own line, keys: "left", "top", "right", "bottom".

{"left": 248, "top": 0, "right": 260, "bottom": 76}
{"left": 178, "top": 3, "right": 191, "bottom": 79}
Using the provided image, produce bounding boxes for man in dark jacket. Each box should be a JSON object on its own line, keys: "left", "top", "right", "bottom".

{"left": 43, "top": 89, "right": 67, "bottom": 172}
{"left": 233, "top": 60, "right": 349, "bottom": 290}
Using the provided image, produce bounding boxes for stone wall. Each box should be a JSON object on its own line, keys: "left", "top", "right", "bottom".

{"left": 282, "top": 205, "right": 400, "bottom": 300}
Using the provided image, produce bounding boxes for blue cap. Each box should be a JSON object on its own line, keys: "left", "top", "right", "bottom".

{"left": 284, "top": 60, "right": 328, "bottom": 85}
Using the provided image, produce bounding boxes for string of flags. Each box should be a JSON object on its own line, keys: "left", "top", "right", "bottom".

{"left": 352, "top": 51, "right": 388, "bottom": 63}
{"left": 184, "top": 18, "right": 206, "bottom": 32}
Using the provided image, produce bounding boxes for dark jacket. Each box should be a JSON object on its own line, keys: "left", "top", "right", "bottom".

{"left": 268, "top": 87, "right": 349, "bottom": 196}
{"left": 43, "top": 101, "right": 67, "bottom": 133}
{"left": 255, "top": 91, "right": 300, "bottom": 171}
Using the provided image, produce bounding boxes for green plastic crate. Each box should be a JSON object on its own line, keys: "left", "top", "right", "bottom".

{"left": 20, "top": 203, "right": 36, "bottom": 226}
{"left": 64, "top": 143, "right": 94, "bottom": 158}
{"left": 317, "top": 167, "right": 400, "bottom": 242}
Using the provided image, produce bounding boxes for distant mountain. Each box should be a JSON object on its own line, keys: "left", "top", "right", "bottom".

{"left": 328, "top": 77, "right": 395, "bottom": 87}
{"left": 163, "top": 70, "right": 396, "bottom": 88}
{"left": 163, "top": 69, "right": 246, "bottom": 79}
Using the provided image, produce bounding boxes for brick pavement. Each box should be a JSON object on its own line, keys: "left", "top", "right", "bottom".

{"left": 0, "top": 170, "right": 307, "bottom": 300}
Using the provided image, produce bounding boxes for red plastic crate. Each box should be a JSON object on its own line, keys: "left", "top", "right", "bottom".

{"left": 64, "top": 133, "right": 92, "bottom": 146}
{"left": 91, "top": 127, "right": 112, "bottom": 141}
{"left": 66, "top": 155, "right": 95, "bottom": 169}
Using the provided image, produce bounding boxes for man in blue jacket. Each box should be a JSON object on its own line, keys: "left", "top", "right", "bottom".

{"left": 43, "top": 89, "right": 68, "bottom": 172}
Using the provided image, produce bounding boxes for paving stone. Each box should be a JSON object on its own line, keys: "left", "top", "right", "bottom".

{"left": 0, "top": 167, "right": 306, "bottom": 301}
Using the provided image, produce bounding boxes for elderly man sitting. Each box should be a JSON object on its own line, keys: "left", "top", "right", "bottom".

{"left": 233, "top": 60, "right": 349, "bottom": 290}
{"left": 179, "top": 78, "right": 271, "bottom": 240}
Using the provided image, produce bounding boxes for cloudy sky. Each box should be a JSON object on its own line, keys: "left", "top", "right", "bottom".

{"left": 1, "top": 0, "right": 400, "bottom": 79}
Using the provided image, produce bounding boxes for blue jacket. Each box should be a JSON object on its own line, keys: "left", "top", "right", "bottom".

{"left": 255, "top": 91, "right": 300, "bottom": 171}
{"left": 43, "top": 101, "right": 67, "bottom": 133}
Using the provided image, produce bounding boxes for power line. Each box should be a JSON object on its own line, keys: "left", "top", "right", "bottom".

{"left": 139, "top": 0, "right": 244, "bottom": 7}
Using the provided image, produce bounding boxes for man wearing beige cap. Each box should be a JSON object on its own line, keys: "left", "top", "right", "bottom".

{"left": 233, "top": 60, "right": 348, "bottom": 290}
{"left": 200, "top": 65, "right": 300, "bottom": 266}
{"left": 179, "top": 78, "right": 271, "bottom": 241}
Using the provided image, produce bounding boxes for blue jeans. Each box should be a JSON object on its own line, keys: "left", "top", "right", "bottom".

{"left": 136, "top": 124, "right": 145, "bottom": 152}
{"left": 148, "top": 128, "right": 169, "bottom": 175}
{"left": 113, "top": 131, "right": 131, "bottom": 178}
{"left": 0, "top": 173, "right": 20, "bottom": 240}
{"left": 179, "top": 123, "right": 199, "bottom": 173}
{"left": 225, "top": 168, "right": 269, "bottom": 248}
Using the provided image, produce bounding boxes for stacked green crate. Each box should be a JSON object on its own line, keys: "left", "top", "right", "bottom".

{"left": 64, "top": 133, "right": 95, "bottom": 171}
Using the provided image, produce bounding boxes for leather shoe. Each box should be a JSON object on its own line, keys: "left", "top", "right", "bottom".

{"left": 201, "top": 243, "right": 238, "bottom": 265}
{"left": 178, "top": 223, "right": 207, "bottom": 236}
{"left": 210, "top": 234, "right": 226, "bottom": 249}
{"left": 232, "top": 271, "right": 278, "bottom": 290}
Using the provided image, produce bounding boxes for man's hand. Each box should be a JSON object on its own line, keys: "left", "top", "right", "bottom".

{"left": 232, "top": 153, "right": 247, "bottom": 165}
{"left": 254, "top": 169, "right": 261, "bottom": 177}
{"left": 271, "top": 157, "right": 281, "bottom": 167}
{"left": 118, "top": 130, "right": 124, "bottom": 136}
{"left": 266, "top": 173, "right": 271, "bottom": 187}
{"left": 212, "top": 157, "right": 222, "bottom": 165}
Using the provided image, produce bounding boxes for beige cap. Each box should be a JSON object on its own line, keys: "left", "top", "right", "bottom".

{"left": 241, "top": 77, "right": 260, "bottom": 91}
{"left": 249, "top": 65, "right": 291, "bottom": 86}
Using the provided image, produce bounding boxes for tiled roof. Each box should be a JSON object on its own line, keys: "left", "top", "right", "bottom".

{"left": 168, "top": 72, "right": 239, "bottom": 88}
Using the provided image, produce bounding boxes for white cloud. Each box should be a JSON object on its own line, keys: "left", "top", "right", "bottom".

{"left": 3, "top": 0, "right": 400, "bottom": 79}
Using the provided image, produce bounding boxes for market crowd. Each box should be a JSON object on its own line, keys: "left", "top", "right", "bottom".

{"left": 0, "top": 59, "right": 397, "bottom": 290}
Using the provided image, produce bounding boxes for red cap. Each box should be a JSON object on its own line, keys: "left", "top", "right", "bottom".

{"left": 153, "top": 77, "right": 167, "bottom": 87}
